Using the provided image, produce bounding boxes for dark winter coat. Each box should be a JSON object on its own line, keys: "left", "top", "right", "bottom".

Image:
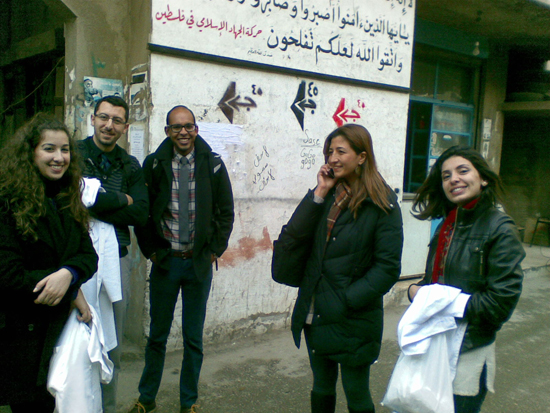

{"left": 417, "top": 198, "right": 525, "bottom": 353}
{"left": 77, "top": 136, "right": 149, "bottom": 254}
{"left": 290, "top": 188, "right": 403, "bottom": 366}
{"left": 0, "top": 194, "right": 98, "bottom": 404}
{"left": 135, "top": 136, "right": 234, "bottom": 280}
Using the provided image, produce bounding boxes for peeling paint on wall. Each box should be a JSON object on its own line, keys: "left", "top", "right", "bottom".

{"left": 221, "top": 226, "right": 272, "bottom": 266}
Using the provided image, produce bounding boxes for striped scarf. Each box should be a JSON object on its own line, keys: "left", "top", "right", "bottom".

{"left": 326, "top": 181, "right": 352, "bottom": 242}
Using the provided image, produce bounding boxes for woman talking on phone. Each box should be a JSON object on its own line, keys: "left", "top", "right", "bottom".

{"left": 285, "top": 124, "right": 403, "bottom": 413}
{"left": 0, "top": 114, "right": 97, "bottom": 411}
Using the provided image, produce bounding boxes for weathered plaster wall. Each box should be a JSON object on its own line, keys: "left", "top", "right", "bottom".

{"left": 500, "top": 116, "right": 550, "bottom": 228}
{"left": 62, "top": 0, "right": 130, "bottom": 138}
{"left": 478, "top": 43, "right": 509, "bottom": 173}
{"left": 61, "top": 0, "right": 151, "bottom": 343}
{"left": 125, "top": 0, "right": 153, "bottom": 345}
{"left": 148, "top": 54, "right": 410, "bottom": 349}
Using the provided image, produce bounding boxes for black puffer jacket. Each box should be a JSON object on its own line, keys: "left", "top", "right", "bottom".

{"left": 290, "top": 188, "right": 403, "bottom": 366}
{"left": 418, "top": 198, "right": 525, "bottom": 352}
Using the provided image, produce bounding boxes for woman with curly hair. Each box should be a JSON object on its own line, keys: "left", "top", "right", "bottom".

{"left": 0, "top": 113, "right": 98, "bottom": 411}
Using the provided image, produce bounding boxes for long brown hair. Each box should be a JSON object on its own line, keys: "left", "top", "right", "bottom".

{"left": 412, "top": 145, "right": 503, "bottom": 220}
{"left": 323, "top": 124, "right": 392, "bottom": 216}
{"left": 0, "top": 113, "right": 89, "bottom": 240}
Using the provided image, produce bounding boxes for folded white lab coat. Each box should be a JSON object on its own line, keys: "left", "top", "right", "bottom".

{"left": 81, "top": 178, "right": 122, "bottom": 352}
{"left": 398, "top": 284, "right": 470, "bottom": 377}
{"left": 48, "top": 307, "right": 114, "bottom": 413}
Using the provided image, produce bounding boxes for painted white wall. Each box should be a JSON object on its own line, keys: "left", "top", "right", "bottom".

{"left": 401, "top": 199, "right": 431, "bottom": 277}
{"left": 146, "top": 54, "right": 414, "bottom": 349}
{"left": 151, "top": 0, "right": 415, "bottom": 87}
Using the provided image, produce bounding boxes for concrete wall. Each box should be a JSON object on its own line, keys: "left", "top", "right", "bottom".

{"left": 62, "top": 0, "right": 130, "bottom": 137}
{"left": 147, "top": 53, "right": 411, "bottom": 350}
{"left": 500, "top": 116, "right": 550, "bottom": 229}
{"left": 478, "top": 43, "right": 509, "bottom": 173}
{"left": 61, "top": 0, "right": 152, "bottom": 343}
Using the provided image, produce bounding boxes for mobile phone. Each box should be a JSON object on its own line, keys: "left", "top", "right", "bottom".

{"left": 327, "top": 168, "right": 335, "bottom": 179}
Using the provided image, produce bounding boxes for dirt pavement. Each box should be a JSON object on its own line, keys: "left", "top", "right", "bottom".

{"left": 1, "top": 248, "right": 548, "bottom": 413}
{"left": 116, "top": 260, "right": 550, "bottom": 413}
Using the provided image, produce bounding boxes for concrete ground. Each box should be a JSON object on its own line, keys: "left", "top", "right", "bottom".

{"left": 1, "top": 244, "right": 549, "bottom": 412}
{"left": 115, "top": 244, "right": 550, "bottom": 413}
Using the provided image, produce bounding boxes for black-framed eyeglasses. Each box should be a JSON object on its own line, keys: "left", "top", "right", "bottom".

{"left": 95, "top": 113, "right": 126, "bottom": 126}
{"left": 168, "top": 123, "right": 196, "bottom": 133}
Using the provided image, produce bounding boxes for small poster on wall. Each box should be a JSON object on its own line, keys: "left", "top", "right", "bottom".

{"left": 83, "top": 76, "right": 124, "bottom": 107}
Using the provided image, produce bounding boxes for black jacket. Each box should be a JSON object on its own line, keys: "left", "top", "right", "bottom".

{"left": 290, "top": 188, "right": 403, "bottom": 366}
{"left": 135, "top": 136, "right": 234, "bottom": 279}
{"left": 0, "top": 196, "right": 97, "bottom": 404}
{"left": 77, "top": 137, "right": 149, "bottom": 252}
{"left": 418, "top": 198, "right": 525, "bottom": 352}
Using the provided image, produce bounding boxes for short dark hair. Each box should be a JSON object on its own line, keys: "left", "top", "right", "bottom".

{"left": 94, "top": 96, "right": 129, "bottom": 122}
{"left": 413, "top": 146, "right": 503, "bottom": 220}
{"left": 166, "top": 105, "right": 195, "bottom": 125}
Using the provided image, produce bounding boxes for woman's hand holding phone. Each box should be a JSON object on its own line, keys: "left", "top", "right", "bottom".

{"left": 315, "top": 164, "right": 337, "bottom": 199}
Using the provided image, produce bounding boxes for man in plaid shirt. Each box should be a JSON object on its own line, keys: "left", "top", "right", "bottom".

{"left": 132, "top": 105, "right": 234, "bottom": 413}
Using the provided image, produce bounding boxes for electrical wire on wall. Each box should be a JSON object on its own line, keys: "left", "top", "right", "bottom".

{"left": 0, "top": 56, "right": 65, "bottom": 118}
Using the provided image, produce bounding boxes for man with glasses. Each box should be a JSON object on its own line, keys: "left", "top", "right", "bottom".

{"left": 77, "top": 95, "right": 149, "bottom": 413}
{"left": 131, "top": 105, "right": 234, "bottom": 413}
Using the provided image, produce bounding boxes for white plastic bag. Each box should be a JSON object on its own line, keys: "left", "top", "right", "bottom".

{"left": 47, "top": 308, "right": 113, "bottom": 413}
{"left": 381, "top": 333, "right": 454, "bottom": 413}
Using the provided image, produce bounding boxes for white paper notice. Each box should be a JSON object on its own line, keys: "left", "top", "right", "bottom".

{"left": 130, "top": 124, "right": 145, "bottom": 165}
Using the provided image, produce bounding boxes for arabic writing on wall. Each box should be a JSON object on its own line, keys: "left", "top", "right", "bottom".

{"left": 152, "top": 0, "right": 415, "bottom": 87}
{"left": 252, "top": 145, "right": 276, "bottom": 191}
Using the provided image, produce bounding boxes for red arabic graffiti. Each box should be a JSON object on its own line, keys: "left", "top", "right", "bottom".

{"left": 155, "top": 5, "right": 263, "bottom": 40}
{"left": 332, "top": 98, "right": 361, "bottom": 127}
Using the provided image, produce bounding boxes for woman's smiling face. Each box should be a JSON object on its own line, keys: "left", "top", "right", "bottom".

{"left": 34, "top": 130, "right": 70, "bottom": 180}
{"left": 326, "top": 135, "right": 366, "bottom": 184}
{"left": 441, "top": 155, "right": 485, "bottom": 206}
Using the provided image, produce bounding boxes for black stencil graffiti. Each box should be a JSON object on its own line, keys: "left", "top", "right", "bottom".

{"left": 291, "top": 80, "right": 317, "bottom": 130}
{"left": 218, "top": 81, "right": 258, "bottom": 123}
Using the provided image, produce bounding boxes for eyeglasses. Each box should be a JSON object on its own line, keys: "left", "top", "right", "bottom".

{"left": 95, "top": 113, "right": 126, "bottom": 126}
{"left": 168, "top": 123, "right": 196, "bottom": 133}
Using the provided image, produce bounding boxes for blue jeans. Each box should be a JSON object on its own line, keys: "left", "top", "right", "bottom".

{"left": 138, "top": 257, "right": 212, "bottom": 408}
{"left": 305, "top": 330, "right": 374, "bottom": 412}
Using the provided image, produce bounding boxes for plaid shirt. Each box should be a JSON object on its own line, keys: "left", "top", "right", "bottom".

{"left": 160, "top": 149, "right": 196, "bottom": 251}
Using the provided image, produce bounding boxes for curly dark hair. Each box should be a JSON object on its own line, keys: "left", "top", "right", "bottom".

{"left": 412, "top": 146, "right": 503, "bottom": 220}
{"left": 323, "top": 124, "right": 392, "bottom": 217}
{"left": 0, "top": 113, "right": 89, "bottom": 240}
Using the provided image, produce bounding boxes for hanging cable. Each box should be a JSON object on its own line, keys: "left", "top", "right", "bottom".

{"left": 0, "top": 55, "right": 65, "bottom": 117}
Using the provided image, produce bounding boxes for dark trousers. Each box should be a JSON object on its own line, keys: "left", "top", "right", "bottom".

{"left": 138, "top": 257, "right": 212, "bottom": 408}
{"left": 9, "top": 391, "right": 55, "bottom": 413}
{"left": 454, "top": 364, "right": 488, "bottom": 413}
{"left": 306, "top": 332, "right": 374, "bottom": 412}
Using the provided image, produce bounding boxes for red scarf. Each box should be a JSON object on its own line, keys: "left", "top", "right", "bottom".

{"left": 431, "top": 198, "right": 479, "bottom": 283}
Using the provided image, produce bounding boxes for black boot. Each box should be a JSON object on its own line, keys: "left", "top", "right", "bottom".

{"left": 311, "top": 391, "right": 336, "bottom": 413}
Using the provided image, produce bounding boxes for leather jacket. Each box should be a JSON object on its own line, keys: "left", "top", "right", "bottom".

{"left": 418, "top": 198, "right": 525, "bottom": 352}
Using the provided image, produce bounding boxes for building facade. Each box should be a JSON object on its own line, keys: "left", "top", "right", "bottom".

{"left": 1, "top": 0, "right": 549, "bottom": 348}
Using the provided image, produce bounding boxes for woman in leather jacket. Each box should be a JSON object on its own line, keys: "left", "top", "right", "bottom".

{"left": 287, "top": 124, "right": 403, "bottom": 413}
{"left": 409, "top": 146, "right": 525, "bottom": 413}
